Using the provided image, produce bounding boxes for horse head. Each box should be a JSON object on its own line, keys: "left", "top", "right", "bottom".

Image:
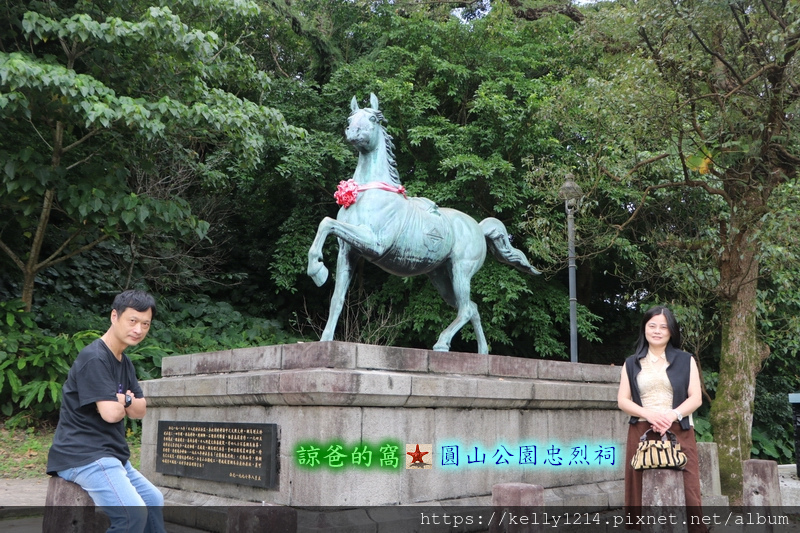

{"left": 346, "top": 93, "right": 384, "bottom": 154}
{"left": 345, "top": 93, "right": 401, "bottom": 186}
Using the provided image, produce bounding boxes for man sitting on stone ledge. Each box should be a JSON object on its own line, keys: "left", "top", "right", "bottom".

{"left": 46, "top": 290, "right": 166, "bottom": 533}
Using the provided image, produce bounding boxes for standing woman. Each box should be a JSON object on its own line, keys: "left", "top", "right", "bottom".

{"left": 618, "top": 306, "right": 705, "bottom": 531}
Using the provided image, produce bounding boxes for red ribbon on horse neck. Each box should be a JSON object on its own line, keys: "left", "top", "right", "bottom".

{"left": 334, "top": 179, "right": 407, "bottom": 208}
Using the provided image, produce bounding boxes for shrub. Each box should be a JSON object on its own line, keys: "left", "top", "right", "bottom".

{"left": 1, "top": 295, "right": 297, "bottom": 426}
{"left": 0, "top": 300, "right": 99, "bottom": 426}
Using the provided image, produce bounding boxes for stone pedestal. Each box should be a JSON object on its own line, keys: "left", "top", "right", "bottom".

{"left": 642, "top": 470, "right": 685, "bottom": 533}
{"left": 491, "top": 483, "right": 544, "bottom": 533}
{"left": 141, "top": 342, "right": 627, "bottom": 510}
{"left": 697, "top": 441, "right": 728, "bottom": 506}
{"left": 743, "top": 459, "right": 782, "bottom": 507}
{"left": 642, "top": 468, "right": 686, "bottom": 506}
{"left": 43, "top": 477, "right": 109, "bottom": 533}
{"left": 226, "top": 506, "right": 297, "bottom": 533}
{"left": 743, "top": 461, "right": 782, "bottom": 533}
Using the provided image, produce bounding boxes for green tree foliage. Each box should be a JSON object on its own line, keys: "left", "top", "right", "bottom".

{"left": 0, "top": 0, "right": 300, "bottom": 310}
{"left": 569, "top": 0, "right": 799, "bottom": 499}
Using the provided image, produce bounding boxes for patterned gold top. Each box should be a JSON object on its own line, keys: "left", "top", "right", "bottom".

{"left": 636, "top": 354, "right": 673, "bottom": 418}
{"left": 636, "top": 351, "right": 694, "bottom": 425}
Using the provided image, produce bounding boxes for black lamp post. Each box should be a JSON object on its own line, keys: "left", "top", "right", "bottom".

{"left": 559, "top": 174, "right": 583, "bottom": 363}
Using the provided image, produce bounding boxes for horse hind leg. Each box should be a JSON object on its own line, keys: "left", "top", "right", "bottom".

{"left": 427, "top": 267, "right": 456, "bottom": 308}
{"left": 429, "top": 265, "right": 488, "bottom": 354}
{"left": 433, "top": 299, "right": 487, "bottom": 354}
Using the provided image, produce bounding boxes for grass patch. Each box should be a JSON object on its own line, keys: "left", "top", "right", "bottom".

{"left": 0, "top": 425, "right": 52, "bottom": 479}
{"left": 0, "top": 422, "right": 141, "bottom": 479}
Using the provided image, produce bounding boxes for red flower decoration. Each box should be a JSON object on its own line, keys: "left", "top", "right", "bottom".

{"left": 334, "top": 179, "right": 359, "bottom": 208}
{"left": 334, "top": 179, "right": 407, "bottom": 208}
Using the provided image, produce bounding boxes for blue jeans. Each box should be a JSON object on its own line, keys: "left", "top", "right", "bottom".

{"left": 58, "top": 457, "right": 166, "bottom": 533}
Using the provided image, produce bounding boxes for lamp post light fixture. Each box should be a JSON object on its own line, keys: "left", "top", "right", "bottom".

{"left": 558, "top": 174, "right": 583, "bottom": 363}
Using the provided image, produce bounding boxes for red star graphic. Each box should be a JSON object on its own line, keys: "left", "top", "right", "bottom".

{"left": 407, "top": 444, "right": 429, "bottom": 464}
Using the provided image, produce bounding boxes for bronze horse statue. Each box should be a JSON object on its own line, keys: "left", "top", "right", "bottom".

{"left": 308, "top": 93, "right": 540, "bottom": 353}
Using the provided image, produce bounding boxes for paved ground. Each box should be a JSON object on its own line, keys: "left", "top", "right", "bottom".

{"left": 0, "top": 476, "right": 49, "bottom": 508}
{"left": 2, "top": 467, "right": 800, "bottom": 531}
{"left": 0, "top": 476, "right": 201, "bottom": 533}
{"left": 3, "top": 466, "right": 800, "bottom": 507}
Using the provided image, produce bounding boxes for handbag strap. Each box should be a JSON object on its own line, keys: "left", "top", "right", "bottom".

{"left": 639, "top": 428, "right": 680, "bottom": 446}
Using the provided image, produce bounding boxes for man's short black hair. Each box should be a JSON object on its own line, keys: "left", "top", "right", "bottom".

{"left": 112, "top": 290, "right": 156, "bottom": 320}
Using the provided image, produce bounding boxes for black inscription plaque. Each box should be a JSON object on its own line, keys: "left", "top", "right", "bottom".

{"left": 156, "top": 421, "right": 277, "bottom": 488}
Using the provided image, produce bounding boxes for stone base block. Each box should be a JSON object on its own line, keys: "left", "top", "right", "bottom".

{"left": 642, "top": 469, "right": 685, "bottom": 507}
{"left": 43, "top": 476, "right": 109, "bottom": 533}
{"left": 492, "top": 482, "right": 545, "bottom": 507}
{"left": 227, "top": 506, "right": 297, "bottom": 533}
{"left": 744, "top": 459, "right": 782, "bottom": 507}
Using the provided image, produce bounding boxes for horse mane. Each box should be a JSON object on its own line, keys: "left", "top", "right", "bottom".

{"left": 355, "top": 108, "right": 402, "bottom": 187}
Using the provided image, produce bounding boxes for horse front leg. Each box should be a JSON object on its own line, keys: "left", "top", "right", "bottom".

{"left": 320, "top": 243, "right": 356, "bottom": 341}
{"left": 308, "top": 217, "right": 385, "bottom": 286}
{"left": 308, "top": 217, "right": 334, "bottom": 286}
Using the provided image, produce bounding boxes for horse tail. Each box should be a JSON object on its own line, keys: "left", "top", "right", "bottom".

{"left": 480, "top": 218, "right": 541, "bottom": 276}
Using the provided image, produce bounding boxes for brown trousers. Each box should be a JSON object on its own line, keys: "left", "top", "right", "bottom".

{"left": 624, "top": 420, "right": 707, "bottom": 533}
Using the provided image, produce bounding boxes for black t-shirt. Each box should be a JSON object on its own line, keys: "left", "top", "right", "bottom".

{"left": 46, "top": 338, "right": 143, "bottom": 474}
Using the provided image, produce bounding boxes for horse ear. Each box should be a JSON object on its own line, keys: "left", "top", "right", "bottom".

{"left": 350, "top": 96, "right": 359, "bottom": 112}
{"left": 369, "top": 93, "right": 379, "bottom": 110}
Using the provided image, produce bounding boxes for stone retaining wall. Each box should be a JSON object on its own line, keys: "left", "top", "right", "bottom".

{"left": 141, "top": 342, "right": 627, "bottom": 507}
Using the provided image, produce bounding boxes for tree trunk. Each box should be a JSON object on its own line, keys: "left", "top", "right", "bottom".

{"left": 709, "top": 225, "right": 768, "bottom": 502}
{"left": 21, "top": 187, "right": 57, "bottom": 311}
{"left": 20, "top": 120, "right": 63, "bottom": 311}
{"left": 21, "top": 271, "right": 37, "bottom": 313}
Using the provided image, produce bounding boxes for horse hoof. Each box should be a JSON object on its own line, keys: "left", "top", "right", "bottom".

{"left": 308, "top": 263, "right": 329, "bottom": 286}
{"left": 433, "top": 343, "right": 450, "bottom": 352}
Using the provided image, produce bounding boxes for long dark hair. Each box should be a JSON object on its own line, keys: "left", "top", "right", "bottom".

{"left": 633, "top": 305, "right": 681, "bottom": 354}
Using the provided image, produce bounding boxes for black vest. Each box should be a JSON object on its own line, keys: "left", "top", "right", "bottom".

{"left": 624, "top": 344, "right": 693, "bottom": 431}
